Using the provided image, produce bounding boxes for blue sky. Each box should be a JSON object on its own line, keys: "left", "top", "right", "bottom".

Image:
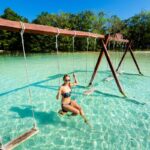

{"left": 0, "top": 0, "right": 150, "bottom": 21}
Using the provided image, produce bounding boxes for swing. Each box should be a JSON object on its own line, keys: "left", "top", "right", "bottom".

{"left": 0, "top": 18, "right": 145, "bottom": 149}
{"left": 3, "top": 22, "right": 38, "bottom": 150}
{"left": 103, "top": 41, "right": 123, "bottom": 82}
{"left": 55, "top": 32, "right": 91, "bottom": 127}
{"left": 117, "top": 42, "right": 126, "bottom": 74}
{"left": 83, "top": 36, "right": 97, "bottom": 95}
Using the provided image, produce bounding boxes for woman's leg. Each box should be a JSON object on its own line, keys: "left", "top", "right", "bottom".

{"left": 62, "top": 104, "right": 80, "bottom": 115}
{"left": 71, "top": 100, "right": 84, "bottom": 115}
{"left": 71, "top": 100, "right": 87, "bottom": 123}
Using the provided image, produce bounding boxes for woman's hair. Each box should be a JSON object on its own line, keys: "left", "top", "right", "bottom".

{"left": 63, "top": 74, "right": 70, "bottom": 81}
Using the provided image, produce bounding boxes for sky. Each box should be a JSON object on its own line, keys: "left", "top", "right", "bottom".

{"left": 0, "top": 0, "right": 150, "bottom": 21}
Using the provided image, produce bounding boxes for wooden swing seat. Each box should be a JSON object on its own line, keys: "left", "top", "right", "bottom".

{"left": 4, "top": 127, "right": 38, "bottom": 150}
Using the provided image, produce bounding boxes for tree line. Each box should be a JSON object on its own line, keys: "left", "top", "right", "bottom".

{"left": 0, "top": 8, "right": 150, "bottom": 52}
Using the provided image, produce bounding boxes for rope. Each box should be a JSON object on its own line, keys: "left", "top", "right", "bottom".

{"left": 121, "top": 42, "right": 126, "bottom": 72}
{"left": 20, "top": 21, "right": 37, "bottom": 128}
{"left": 108, "top": 40, "right": 111, "bottom": 50}
{"left": 56, "top": 28, "right": 60, "bottom": 54}
{"left": 55, "top": 28, "right": 61, "bottom": 85}
{"left": 114, "top": 42, "right": 118, "bottom": 68}
{"left": 93, "top": 37, "right": 97, "bottom": 69}
{"left": 0, "top": 137, "right": 4, "bottom": 150}
{"left": 85, "top": 33, "right": 90, "bottom": 83}
{"left": 72, "top": 31, "right": 76, "bottom": 73}
{"left": 94, "top": 37, "right": 97, "bottom": 51}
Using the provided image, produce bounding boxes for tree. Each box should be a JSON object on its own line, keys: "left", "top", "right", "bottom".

{"left": 106, "top": 15, "right": 125, "bottom": 34}
{"left": 124, "top": 11, "right": 150, "bottom": 49}
{"left": 0, "top": 8, "right": 28, "bottom": 52}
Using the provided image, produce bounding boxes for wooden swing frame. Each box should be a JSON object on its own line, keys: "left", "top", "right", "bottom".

{"left": 88, "top": 33, "right": 143, "bottom": 95}
{"left": 0, "top": 18, "right": 142, "bottom": 148}
{"left": 0, "top": 18, "right": 142, "bottom": 95}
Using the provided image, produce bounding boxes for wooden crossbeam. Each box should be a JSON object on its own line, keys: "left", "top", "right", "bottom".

{"left": 0, "top": 18, "right": 104, "bottom": 38}
{"left": 4, "top": 128, "right": 38, "bottom": 150}
{"left": 109, "top": 37, "right": 129, "bottom": 43}
{"left": 109, "top": 33, "right": 129, "bottom": 43}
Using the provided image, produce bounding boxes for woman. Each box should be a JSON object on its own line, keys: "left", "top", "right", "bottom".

{"left": 56, "top": 73, "right": 87, "bottom": 123}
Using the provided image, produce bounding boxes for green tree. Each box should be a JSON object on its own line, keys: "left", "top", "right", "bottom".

{"left": 124, "top": 11, "right": 150, "bottom": 49}
{"left": 0, "top": 8, "right": 29, "bottom": 52}
{"left": 106, "top": 15, "right": 125, "bottom": 34}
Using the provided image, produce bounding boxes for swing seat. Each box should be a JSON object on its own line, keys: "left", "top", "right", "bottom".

{"left": 117, "top": 70, "right": 124, "bottom": 74}
{"left": 83, "top": 88, "right": 95, "bottom": 95}
{"left": 58, "top": 109, "right": 67, "bottom": 116}
{"left": 104, "top": 73, "right": 120, "bottom": 82}
{"left": 4, "top": 127, "right": 38, "bottom": 150}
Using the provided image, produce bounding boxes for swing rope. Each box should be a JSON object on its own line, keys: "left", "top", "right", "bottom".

{"left": 20, "top": 21, "right": 37, "bottom": 128}
{"left": 72, "top": 31, "right": 76, "bottom": 73}
{"left": 56, "top": 28, "right": 60, "bottom": 54}
{"left": 119, "top": 42, "right": 126, "bottom": 74}
{"left": 55, "top": 28, "right": 61, "bottom": 85}
{"left": 0, "top": 137, "right": 4, "bottom": 150}
{"left": 93, "top": 37, "right": 97, "bottom": 68}
{"left": 85, "top": 33, "right": 90, "bottom": 83}
{"left": 94, "top": 37, "right": 97, "bottom": 51}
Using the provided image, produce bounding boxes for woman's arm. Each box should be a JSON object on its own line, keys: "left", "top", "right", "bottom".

{"left": 56, "top": 87, "right": 62, "bottom": 100}
{"left": 72, "top": 73, "right": 78, "bottom": 86}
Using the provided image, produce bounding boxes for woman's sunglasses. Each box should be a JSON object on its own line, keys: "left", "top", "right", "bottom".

{"left": 65, "top": 79, "right": 70, "bottom": 82}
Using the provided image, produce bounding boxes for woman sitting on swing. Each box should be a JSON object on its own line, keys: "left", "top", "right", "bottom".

{"left": 56, "top": 73, "right": 87, "bottom": 122}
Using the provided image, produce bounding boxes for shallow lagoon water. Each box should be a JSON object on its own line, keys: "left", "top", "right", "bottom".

{"left": 0, "top": 52, "right": 150, "bottom": 150}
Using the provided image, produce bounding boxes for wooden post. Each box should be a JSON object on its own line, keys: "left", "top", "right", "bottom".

{"left": 116, "top": 41, "right": 131, "bottom": 72}
{"left": 88, "top": 35, "right": 110, "bottom": 86}
{"left": 129, "top": 45, "right": 143, "bottom": 75}
{"left": 116, "top": 41, "right": 142, "bottom": 75}
{"left": 102, "top": 39, "right": 126, "bottom": 96}
{"left": 88, "top": 49, "right": 104, "bottom": 86}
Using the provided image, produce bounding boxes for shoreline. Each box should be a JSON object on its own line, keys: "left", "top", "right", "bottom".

{"left": 0, "top": 50, "right": 150, "bottom": 55}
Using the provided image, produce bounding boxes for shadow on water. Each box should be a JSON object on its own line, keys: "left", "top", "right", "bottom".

{"left": 9, "top": 105, "right": 97, "bottom": 133}
{"left": 0, "top": 70, "right": 113, "bottom": 97}
{"left": 120, "top": 72, "right": 150, "bottom": 78}
{"left": 0, "top": 71, "right": 88, "bottom": 97}
{"left": 0, "top": 70, "right": 147, "bottom": 106}
{"left": 77, "top": 85, "right": 146, "bottom": 105}
{"left": 0, "top": 73, "right": 64, "bottom": 97}
{"left": 9, "top": 106, "right": 67, "bottom": 127}
{"left": 95, "top": 90, "right": 146, "bottom": 105}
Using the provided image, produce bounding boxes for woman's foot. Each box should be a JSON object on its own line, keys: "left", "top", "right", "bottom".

{"left": 58, "top": 109, "right": 67, "bottom": 115}
{"left": 71, "top": 113, "right": 78, "bottom": 116}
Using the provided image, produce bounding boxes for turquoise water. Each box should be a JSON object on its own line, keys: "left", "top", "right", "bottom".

{"left": 0, "top": 52, "right": 150, "bottom": 150}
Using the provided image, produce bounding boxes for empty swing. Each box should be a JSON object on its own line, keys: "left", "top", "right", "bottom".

{"left": 3, "top": 22, "right": 38, "bottom": 150}
{"left": 55, "top": 28, "right": 61, "bottom": 85}
{"left": 83, "top": 35, "right": 97, "bottom": 95}
{"left": 103, "top": 40, "right": 121, "bottom": 82}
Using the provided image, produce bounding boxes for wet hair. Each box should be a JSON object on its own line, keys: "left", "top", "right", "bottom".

{"left": 63, "top": 74, "right": 70, "bottom": 81}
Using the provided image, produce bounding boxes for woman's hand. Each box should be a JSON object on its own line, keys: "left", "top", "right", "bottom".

{"left": 73, "top": 73, "right": 78, "bottom": 85}
{"left": 73, "top": 73, "right": 76, "bottom": 78}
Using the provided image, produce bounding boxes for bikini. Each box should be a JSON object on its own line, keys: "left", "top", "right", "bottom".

{"left": 61, "top": 90, "right": 72, "bottom": 112}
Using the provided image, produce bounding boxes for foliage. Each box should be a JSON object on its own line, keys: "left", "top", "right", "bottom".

{"left": 0, "top": 8, "right": 150, "bottom": 52}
